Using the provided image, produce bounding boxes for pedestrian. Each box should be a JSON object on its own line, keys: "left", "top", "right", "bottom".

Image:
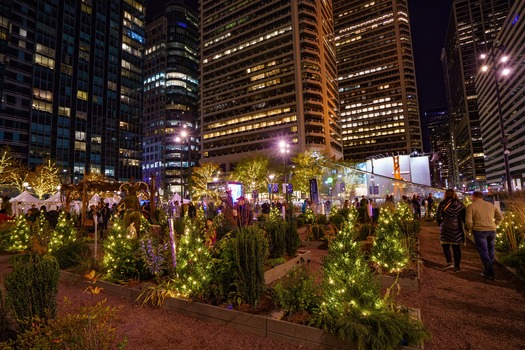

{"left": 412, "top": 194, "right": 421, "bottom": 219}
{"left": 465, "top": 191, "right": 503, "bottom": 280}
{"left": 425, "top": 193, "right": 434, "bottom": 221}
{"left": 436, "top": 189, "right": 466, "bottom": 272}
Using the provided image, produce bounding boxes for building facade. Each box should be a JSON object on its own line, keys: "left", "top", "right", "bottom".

{"left": 441, "top": 0, "right": 512, "bottom": 191}
{"left": 426, "top": 107, "right": 451, "bottom": 188}
{"left": 199, "top": 0, "right": 343, "bottom": 171}
{"left": 476, "top": 0, "right": 525, "bottom": 191}
{"left": 0, "top": 0, "right": 145, "bottom": 182}
{"left": 334, "top": 0, "right": 423, "bottom": 162}
{"left": 143, "top": 1, "right": 199, "bottom": 196}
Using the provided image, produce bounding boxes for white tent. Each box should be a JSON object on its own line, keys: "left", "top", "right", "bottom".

{"left": 171, "top": 193, "right": 182, "bottom": 202}
{"left": 43, "top": 192, "right": 64, "bottom": 211}
{"left": 9, "top": 190, "right": 41, "bottom": 203}
{"left": 9, "top": 191, "right": 43, "bottom": 215}
{"left": 89, "top": 194, "right": 101, "bottom": 206}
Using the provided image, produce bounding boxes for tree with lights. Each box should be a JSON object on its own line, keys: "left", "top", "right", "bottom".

{"left": 6, "top": 215, "right": 31, "bottom": 251}
{"left": 190, "top": 162, "right": 222, "bottom": 203}
{"left": 30, "top": 211, "right": 54, "bottom": 255}
{"left": 370, "top": 204, "right": 410, "bottom": 274}
{"left": 6, "top": 159, "right": 30, "bottom": 193}
{"left": 0, "top": 147, "right": 15, "bottom": 187}
{"left": 48, "top": 211, "right": 77, "bottom": 253}
{"left": 102, "top": 218, "right": 145, "bottom": 281}
{"left": 315, "top": 216, "right": 429, "bottom": 349}
{"left": 28, "top": 158, "right": 61, "bottom": 199}
{"left": 229, "top": 154, "right": 271, "bottom": 197}
{"left": 290, "top": 151, "right": 327, "bottom": 193}
{"left": 172, "top": 215, "right": 213, "bottom": 298}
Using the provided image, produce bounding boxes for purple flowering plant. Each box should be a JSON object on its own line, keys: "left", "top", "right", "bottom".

{"left": 139, "top": 238, "right": 169, "bottom": 276}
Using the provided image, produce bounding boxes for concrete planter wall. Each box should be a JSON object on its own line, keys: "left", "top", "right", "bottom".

{"left": 264, "top": 250, "right": 311, "bottom": 285}
{"left": 60, "top": 270, "right": 423, "bottom": 349}
{"left": 379, "top": 260, "right": 421, "bottom": 292}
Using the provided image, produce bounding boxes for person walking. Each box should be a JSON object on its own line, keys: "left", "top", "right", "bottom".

{"left": 436, "top": 189, "right": 466, "bottom": 272}
{"left": 465, "top": 191, "right": 503, "bottom": 280}
{"left": 425, "top": 193, "right": 434, "bottom": 221}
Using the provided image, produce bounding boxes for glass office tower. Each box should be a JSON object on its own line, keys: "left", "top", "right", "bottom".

{"left": 143, "top": 1, "right": 199, "bottom": 196}
{"left": 0, "top": 0, "right": 145, "bottom": 182}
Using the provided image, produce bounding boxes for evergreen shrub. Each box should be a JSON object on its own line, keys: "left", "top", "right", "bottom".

{"left": 4, "top": 255, "right": 60, "bottom": 323}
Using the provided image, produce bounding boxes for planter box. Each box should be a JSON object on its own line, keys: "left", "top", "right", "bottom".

{"left": 264, "top": 250, "right": 311, "bottom": 285}
{"left": 379, "top": 261, "right": 421, "bottom": 292}
{"left": 60, "top": 270, "right": 424, "bottom": 350}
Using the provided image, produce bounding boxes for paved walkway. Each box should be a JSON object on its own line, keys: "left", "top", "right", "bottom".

{"left": 396, "top": 221, "right": 525, "bottom": 350}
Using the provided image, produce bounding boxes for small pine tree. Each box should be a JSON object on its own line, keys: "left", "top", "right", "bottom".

{"left": 30, "top": 212, "right": 54, "bottom": 255}
{"left": 265, "top": 210, "right": 286, "bottom": 259}
{"left": 371, "top": 205, "right": 409, "bottom": 274}
{"left": 315, "top": 218, "right": 430, "bottom": 350}
{"left": 102, "top": 219, "right": 145, "bottom": 281}
{"left": 48, "top": 211, "right": 77, "bottom": 253}
{"left": 235, "top": 226, "right": 268, "bottom": 308}
{"left": 5, "top": 255, "right": 60, "bottom": 323}
{"left": 7, "top": 215, "right": 31, "bottom": 251}
{"left": 173, "top": 216, "right": 213, "bottom": 298}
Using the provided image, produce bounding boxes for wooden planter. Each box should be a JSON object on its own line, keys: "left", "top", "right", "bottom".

{"left": 264, "top": 250, "right": 311, "bottom": 285}
{"left": 60, "top": 271, "right": 424, "bottom": 350}
{"left": 379, "top": 261, "right": 421, "bottom": 292}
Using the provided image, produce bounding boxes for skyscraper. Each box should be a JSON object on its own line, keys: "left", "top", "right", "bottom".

{"left": 426, "top": 107, "right": 451, "bottom": 188}
{"left": 0, "top": 0, "right": 145, "bottom": 182}
{"left": 476, "top": 0, "right": 524, "bottom": 191}
{"left": 442, "top": 0, "right": 512, "bottom": 191}
{"left": 334, "top": 0, "right": 423, "bottom": 162}
{"left": 143, "top": 1, "right": 199, "bottom": 196}
{"left": 199, "top": 0, "right": 343, "bottom": 171}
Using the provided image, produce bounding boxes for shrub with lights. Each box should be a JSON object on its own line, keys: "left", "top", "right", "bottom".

{"left": 4, "top": 215, "right": 30, "bottom": 252}
{"left": 48, "top": 211, "right": 77, "bottom": 253}
{"left": 102, "top": 218, "right": 149, "bottom": 282}
{"left": 370, "top": 204, "right": 410, "bottom": 274}
{"left": 30, "top": 212, "right": 54, "bottom": 255}
{"left": 313, "top": 217, "right": 430, "bottom": 349}
{"left": 171, "top": 215, "right": 213, "bottom": 299}
{"left": 495, "top": 200, "right": 525, "bottom": 278}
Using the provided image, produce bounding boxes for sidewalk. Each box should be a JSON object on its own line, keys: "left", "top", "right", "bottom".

{"left": 397, "top": 221, "right": 525, "bottom": 350}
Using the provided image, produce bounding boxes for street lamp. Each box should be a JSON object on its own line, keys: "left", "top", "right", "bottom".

{"left": 175, "top": 128, "right": 189, "bottom": 199}
{"left": 480, "top": 48, "right": 513, "bottom": 193}
{"left": 278, "top": 140, "right": 290, "bottom": 201}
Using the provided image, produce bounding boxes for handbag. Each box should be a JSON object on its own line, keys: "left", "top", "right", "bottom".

{"left": 84, "top": 218, "right": 94, "bottom": 227}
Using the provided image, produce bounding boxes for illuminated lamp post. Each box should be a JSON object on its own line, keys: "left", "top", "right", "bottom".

{"left": 175, "top": 128, "right": 189, "bottom": 199}
{"left": 279, "top": 140, "right": 290, "bottom": 203}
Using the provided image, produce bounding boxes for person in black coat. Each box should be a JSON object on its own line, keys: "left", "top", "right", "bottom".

{"left": 436, "top": 189, "right": 466, "bottom": 272}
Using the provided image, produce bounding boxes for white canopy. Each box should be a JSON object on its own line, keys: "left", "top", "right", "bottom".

{"left": 9, "top": 191, "right": 43, "bottom": 215}
{"left": 44, "top": 192, "right": 63, "bottom": 203}
{"left": 9, "top": 190, "right": 41, "bottom": 204}
{"left": 171, "top": 193, "right": 182, "bottom": 202}
{"left": 89, "top": 194, "right": 101, "bottom": 206}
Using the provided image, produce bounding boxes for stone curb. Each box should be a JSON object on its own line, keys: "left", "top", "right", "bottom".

{"left": 60, "top": 270, "right": 423, "bottom": 349}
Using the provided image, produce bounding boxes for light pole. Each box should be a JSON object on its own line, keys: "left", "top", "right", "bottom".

{"left": 481, "top": 49, "right": 513, "bottom": 193}
{"left": 175, "top": 128, "right": 189, "bottom": 199}
{"left": 279, "top": 140, "right": 290, "bottom": 202}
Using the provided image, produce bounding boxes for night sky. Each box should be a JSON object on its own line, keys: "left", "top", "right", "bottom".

{"left": 146, "top": 0, "right": 454, "bottom": 152}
